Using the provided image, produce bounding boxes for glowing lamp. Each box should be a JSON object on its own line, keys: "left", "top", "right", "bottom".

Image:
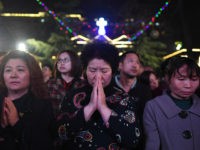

{"left": 96, "top": 17, "right": 107, "bottom": 35}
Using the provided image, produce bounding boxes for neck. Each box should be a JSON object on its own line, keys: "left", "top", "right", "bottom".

{"left": 118, "top": 74, "right": 137, "bottom": 92}
{"left": 44, "top": 76, "right": 50, "bottom": 82}
{"left": 7, "top": 89, "right": 28, "bottom": 101}
{"left": 61, "top": 74, "right": 74, "bottom": 83}
{"left": 170, "top": 92, "right": 191, "bottom": 100}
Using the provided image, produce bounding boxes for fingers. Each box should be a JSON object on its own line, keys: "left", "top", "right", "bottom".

{"left": 4, "top": 98, "right": 16, "bottom": 113}
{"left": 2, "top": 97, "right": 19, "bottom": 127}
{"left": 1, "top": 108, "right": 9, "bottom": 128}
{"left": 96, "top": 75, "right": 106, "bottom": 109}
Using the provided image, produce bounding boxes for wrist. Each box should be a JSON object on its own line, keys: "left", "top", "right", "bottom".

{"left": 84, "top": 104, "right": 96, "bottom": 121}
{"left": 98, "top": 106, "right": 112, "bottom": 125}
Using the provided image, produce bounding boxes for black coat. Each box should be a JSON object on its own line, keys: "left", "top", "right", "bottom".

{"left": 0, "top": 92, "right": 56, "bottom": 150}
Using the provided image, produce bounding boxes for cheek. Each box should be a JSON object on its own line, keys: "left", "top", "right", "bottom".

{"left": 3, "top": 73, "right": 9, "bottom": 85}
{"left": 86, "top": 72, "right": 95, "bottom": 83}
{"left": 102, "top": 73, "right": 112, "bottom": 86}
{"left": 169, "top": 81, "right": 180, "bottom": 91}
{"left": 20, "top": 72, "right": 30, "bottom": 84}
{"left": 66, "top": 63, "right": 72, "bottom": 68}
{"left": 23, "top": 75, "right": 30, "bottom": 85}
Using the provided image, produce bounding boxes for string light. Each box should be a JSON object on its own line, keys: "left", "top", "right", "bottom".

{"left": 35, "top": 0, "right": 77, "bottom": 36}
{"left": 129, "top": 0, "right": 171, "bottom": 41}
{"left": 35, "top": 0, "right": 171, "bottom": 42}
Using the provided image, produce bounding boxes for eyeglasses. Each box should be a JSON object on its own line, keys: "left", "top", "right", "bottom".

{"left": 57, "top": 58, "right": 70, "bottom": 64}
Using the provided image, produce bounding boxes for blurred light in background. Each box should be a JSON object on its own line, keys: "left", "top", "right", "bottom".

{"left": 17, "top": 42, "right": 27, "bottom": 51}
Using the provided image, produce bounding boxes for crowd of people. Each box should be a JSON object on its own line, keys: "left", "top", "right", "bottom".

{"left": 0, "top": 41, "right": 199, "bottom": 150}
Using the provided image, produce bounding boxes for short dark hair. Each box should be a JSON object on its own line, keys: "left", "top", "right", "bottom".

{"left": 139, "top": 70, "right": 158, "bottom": 86}
{"left": 42, "top": 61, "right": 53, "bottom": 71}
{"left": 119, "top": 51, "right": 141, "bottom": 63}
{"left": 166, "top": 57, "right": 200, "bottom": 80}
{"left": 80, "top": 41, "right": 119, "bottom": 74}
{"left": 54, "top": 50, "right": 82, "bottom": 78}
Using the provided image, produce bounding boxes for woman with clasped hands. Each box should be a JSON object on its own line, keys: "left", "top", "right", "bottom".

{"left": 56, "top": 42, "right": 141, "bottom": 150}
{"left": 0, "top": 50, "right": 55, "bottom": 150}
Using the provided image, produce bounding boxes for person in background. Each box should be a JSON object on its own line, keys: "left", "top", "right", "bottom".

{"left": 114, "top": 51, "right": 152, "bottom": 150}
{"left": 42, "top": 61, "right": 53, "bottom": 83}
{"left": 139, "top": 70, "right": 163, "bottom": 98}
{"left": 143, "top": 57, "right": 200, "bottom": 150}
{"left": 47, "top": 50, "right": 83, "bottom": 117}
{"left": 56, "top": 42, "right": 141, "bottom": 149}
{"left": 0, "top": 50, "right": 55, "bottom": 150}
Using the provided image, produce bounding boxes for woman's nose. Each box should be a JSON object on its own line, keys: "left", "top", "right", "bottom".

{"left": 94, "top": 71, "right": 102, "bottom": 79}
{"left": 10, "top": 71, "right": 17, "bottom": 77}
{"left": 184, "top": 80, "right": 192, "bottom": 88}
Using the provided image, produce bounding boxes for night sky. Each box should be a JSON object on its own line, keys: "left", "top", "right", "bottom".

{"left": 0, "top": 0, "right": 200, "bottom": 50}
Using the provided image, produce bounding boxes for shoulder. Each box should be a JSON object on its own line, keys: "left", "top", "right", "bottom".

{"left": 72, "top": 78, "right": 87, "bottom": 89}
{"left": 144, "top": 94, "right": 171, "bottom": 114}
{"left": 31, "top": 95, "right": 53, "bottom": 110}
{"left": 146, "top": 94, "right": 167, "bottom": 105}
{"left": 47, "top": 78, "right": 62, "bottom": 84}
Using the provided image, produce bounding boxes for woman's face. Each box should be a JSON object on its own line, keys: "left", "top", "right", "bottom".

{"left": 3, "top": 58, "right": 30, "bottom": 94}
{"left": 42, "top": 66, "right": 52, "bottom": 78}
{"left": 86, "top": 58, "right": 112, "bottom": 87}
{"left": 149, "top": 73, "right": 159, "bottom": 90}
{"left": 57, "top": 52, "right": 72, "bottom": 74}
{"left": 169, "top": 64, "right": 200, "bottom": 99}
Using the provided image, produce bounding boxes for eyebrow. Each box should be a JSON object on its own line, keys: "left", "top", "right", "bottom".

{"left": 5, "top": 65, "right": 26, "bottom": 68}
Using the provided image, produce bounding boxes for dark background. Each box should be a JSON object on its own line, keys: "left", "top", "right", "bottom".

{"left": 0, "top": 0, "right": 200, "bottom": 51}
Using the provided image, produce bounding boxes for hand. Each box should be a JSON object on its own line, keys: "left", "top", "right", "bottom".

{"left": 96, "top": 75, "right": 112, "bottom": 126}
{"left": 3, "top": 97, "right": 19, "bottom": 127}
{"left": 84, "top": 77, "right": 98, "bottom": 121}
{"left": 1, "top": 98, "right": 9, "bottom": 128}
{"left": 96, "top": 76, "right": 107, "bottom": 110}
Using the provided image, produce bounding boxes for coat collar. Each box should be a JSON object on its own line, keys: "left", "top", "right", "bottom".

{"left": 156, "top": 94, "right": 200, "bottom": 118}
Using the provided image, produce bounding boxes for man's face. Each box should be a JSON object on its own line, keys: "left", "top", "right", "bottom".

{"left": 119, "top": 53, "right": 141, "bottom": 78}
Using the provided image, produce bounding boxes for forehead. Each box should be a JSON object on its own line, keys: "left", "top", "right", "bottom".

{"left": 175, "top": 64, "right": 197, "bottom": 76}
{"left": 6, "top": 58, "right": 26, "bottom": 66}
{"left": 88, "top": 58, "right": 111, "bottom": 68}
{"left": 124, "top": 53, "right": 139, "bottom": 60}
{"left": 58, "top": 52, "right": 70, "bottom": 58}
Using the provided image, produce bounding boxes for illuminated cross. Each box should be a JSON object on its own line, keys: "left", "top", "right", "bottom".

{"left": 96, "top": 17, "right": 107, "bottom": 35}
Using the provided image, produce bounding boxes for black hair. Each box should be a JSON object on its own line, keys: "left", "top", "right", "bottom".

{"left": 54, "top": 50, "right": 82, "bottom": 78}
{"left": 42, "top": 61, "right": 53, "bottom": 71}
{"left": 139, "top": 71, "right": 158, "bottom": 86}
{"left": 166, "top": 57, "right": 200, "bottom": 80}
{"left": 119, "top": 50, "right": 141, "bottom": 64}
{"left": 80, "top": 41, "right": 119, "bottom": 74}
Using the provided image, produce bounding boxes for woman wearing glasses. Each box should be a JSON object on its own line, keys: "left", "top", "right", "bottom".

{"left": 47, "top": 50, "right": 83, "bottom": 117}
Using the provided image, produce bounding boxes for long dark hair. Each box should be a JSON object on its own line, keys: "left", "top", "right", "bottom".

{"left": 0, "top": 50, "right": 48, "bottom": 99}
{"left": 54, "top": 50, "right": 82, "bottom": 79}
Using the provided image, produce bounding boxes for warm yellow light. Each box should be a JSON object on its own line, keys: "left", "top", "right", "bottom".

{"left": 77, "top": 52, "right": 81, "bottom": 56}
{"left": 112, "top": 35, "right": 129, "bottom": 42}
{"left": 192, "top": 48, "right": 200, "bottom": 52}
{"left": 0, "top": 12, "right": 46, "bottom": 17}
{"left": 163, "top": 49, "right": 187, "bottom": 60}
{"left": 77, "top": 41, "right": 87, "bottom": 45}
{"left": 71, "top": 35, "right": 90, "bottom": 41}
{"left": 52, "top": 56, "right": 56, "bottom": 60}
{"left": 65, "top": 14, "right": 84, "bottom": 21}
{"left": 119, "top": 52, "right": 123, "bottom": 56}
{"left": 112, "top": 41, "right": 132, "bottom": 45}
